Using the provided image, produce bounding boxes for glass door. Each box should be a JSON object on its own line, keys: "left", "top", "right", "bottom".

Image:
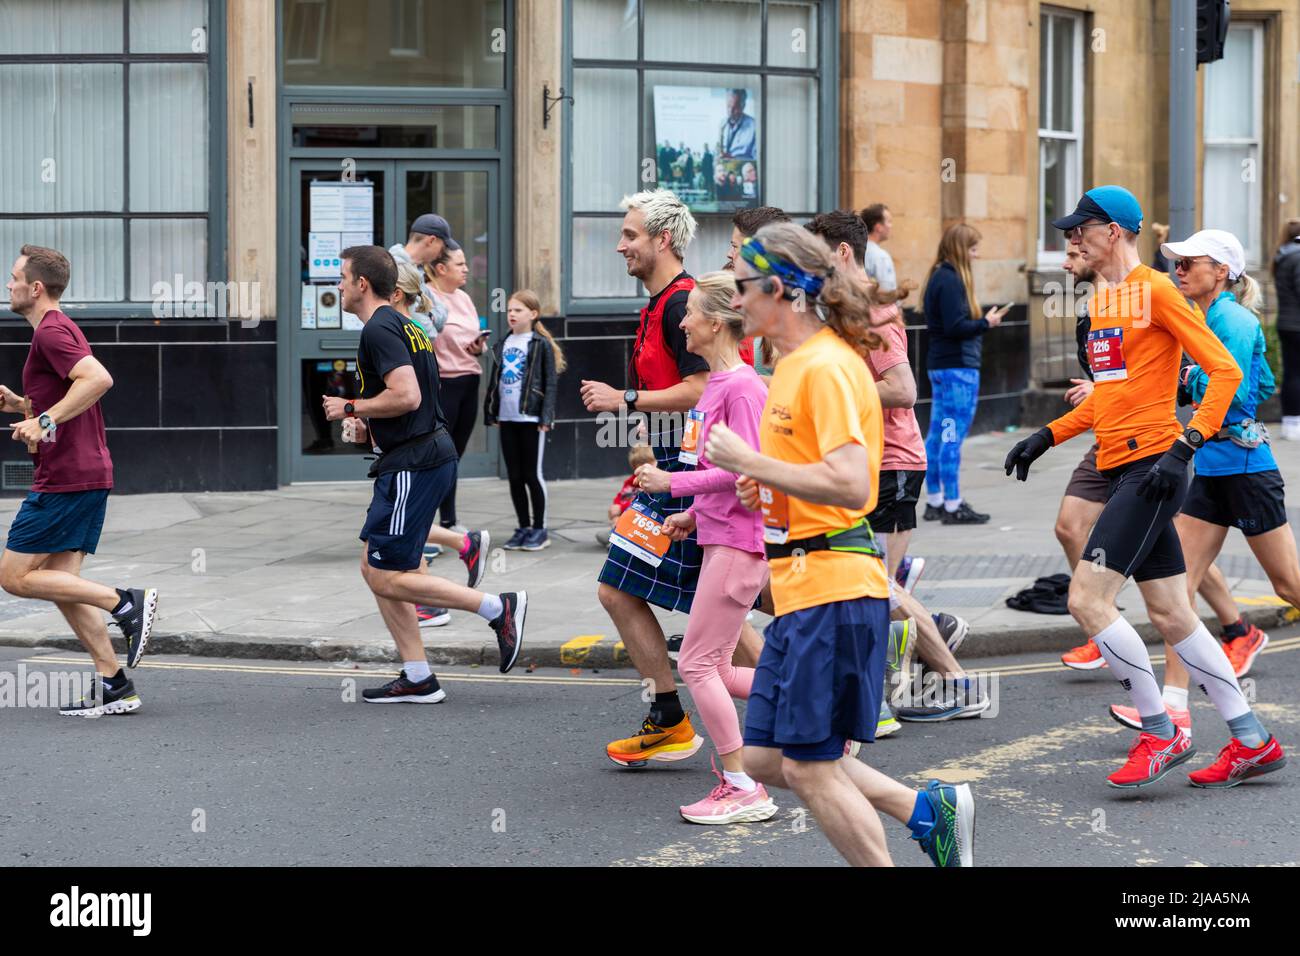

{"left": 397, "top": 160, "right": 501, "bottom": 479}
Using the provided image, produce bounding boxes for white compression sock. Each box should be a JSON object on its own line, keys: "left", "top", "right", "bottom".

{"left": 723, "top": 769, "right": 757, "bottom": 792}
{"left": 1093, "top": 617, "right": 1165, "bottom": 718}
{"left": 1162, "top": 685, "right": 1189, "bottom": 710}
{"left": 943, "top": 498, "right": 962, "bottom": 512}
{"left": 405, "top": 660, "right": 432, "bottom": 682}
{"left": 477, "top": 593, "right": 504, "bottom": 622}
{"left": 1170, "top": 623, "right": 1250, "bottom": 722}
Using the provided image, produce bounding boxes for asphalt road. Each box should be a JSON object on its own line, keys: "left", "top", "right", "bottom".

{"left": 2, "top": 624, "right": 1297, "bottom": 867}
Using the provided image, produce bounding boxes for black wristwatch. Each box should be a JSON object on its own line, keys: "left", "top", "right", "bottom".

{"left": 623, "top": 389, "right": 638, "bottom": 411}
{"left": 1183, "top": 427, "right": 1204, "bottom": 449}
{"left": 344, "top": 401, "right": 356, "bottom": 416}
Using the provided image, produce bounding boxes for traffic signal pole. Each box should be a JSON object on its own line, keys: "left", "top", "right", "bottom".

{"left": 1169, "top": 0, "right": 1199, "bottom": 269}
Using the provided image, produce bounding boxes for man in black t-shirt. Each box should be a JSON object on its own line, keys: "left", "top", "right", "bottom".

{"left": 325, "top": 246, "right": 528, "bottom": 699}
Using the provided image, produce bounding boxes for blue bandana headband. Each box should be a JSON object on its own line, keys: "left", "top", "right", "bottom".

{"left": 739, "top": 237, "right": 827, "bottom": 300}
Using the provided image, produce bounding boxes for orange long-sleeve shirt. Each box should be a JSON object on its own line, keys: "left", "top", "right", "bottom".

{"left": 1048, "top": 264, "right": 1241, "bottom": 470}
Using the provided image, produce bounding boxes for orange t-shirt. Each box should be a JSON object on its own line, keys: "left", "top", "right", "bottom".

{"left": 1048, "top": 264, "right": 1242, "bottom": 470}
{"left": 760, "top": 327, "right": 891, "bottom": 615}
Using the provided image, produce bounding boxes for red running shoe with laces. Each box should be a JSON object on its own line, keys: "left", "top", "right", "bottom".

{"left": 1188, "top": 736, "right": 1287, "bottom": 789}
{"left": 1061, "top": 639, "right": 1108, "bottom": 671}
{"left": 1222, "top": 625, "right": 1268, "bottom": 678}
{"left": 1106, "top": 729, "right": 1195, "bottom": 789}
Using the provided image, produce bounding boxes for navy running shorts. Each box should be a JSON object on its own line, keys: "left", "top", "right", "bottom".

{"left": 743, "top": 595, "right": 889, "bottom": 761}
{"left": 359, "top": 464, "right": 454, "bottom": 571}
{"left": 1181, "top": 469, "right": 1288, "bottom": 537}
{"left": 5, "top": 489, "right": 110, "bottom": 555}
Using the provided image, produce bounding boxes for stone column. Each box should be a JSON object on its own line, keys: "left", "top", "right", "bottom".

{"left": 514, "top": 0, "right": 563, "bottom": 314}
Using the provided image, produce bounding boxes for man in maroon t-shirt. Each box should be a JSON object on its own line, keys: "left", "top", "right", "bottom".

{"left": 1, "top": 245, "right": 158, "bottom": 717}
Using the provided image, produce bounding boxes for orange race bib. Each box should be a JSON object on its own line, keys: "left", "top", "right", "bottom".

{"left": 610, "top": 499, "right": 672, "bottom": 567}
{"left": 759, "top": 482, "right": 790, "bottom": 545}
{"left": 678, "top": 409, "right": 705, "bottom": 466}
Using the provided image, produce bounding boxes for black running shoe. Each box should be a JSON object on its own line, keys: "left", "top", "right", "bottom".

{"left": 111, "top": 587, "right": 158, "bottom": 667}
{"left": 60, "top": 675, "right": 141, "bottom": 718}
{"left": 940, "top": 502, "right": 989, "bottom": 525}
{"left": 416, "top": 605, "right": 451, "bottom": 628}
{"left": 932, "top": 612, "right": 971, "bottom": 653}
{"left": 490, "top": 591, "right": 527, "bottom": 673}
{"left": 362, "top": 670, "right": 446, "bottom": 704}
{"left": 461, "top": 530, "right": 489, "bottom": 588}
{"left": 923, "top": 504, "right": 944, "bottom": 522}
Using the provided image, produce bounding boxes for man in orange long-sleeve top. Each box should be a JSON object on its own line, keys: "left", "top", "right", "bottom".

{"left": 1005, "top": 187, "right": 1285, "bottom": 790}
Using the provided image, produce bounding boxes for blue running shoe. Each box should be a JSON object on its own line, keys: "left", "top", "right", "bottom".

{"left": 914, "top": 780, "right": 975, "bottom": 867}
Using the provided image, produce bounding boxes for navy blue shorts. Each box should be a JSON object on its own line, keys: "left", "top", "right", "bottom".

{"left": 5, "top": 489, "right": 110, "bottom": 555}
{"left": 359, "top": 465, "right": 454, "bottom": 571}
{"left": 743, "top": 595, "right": 889, "bottom": 761}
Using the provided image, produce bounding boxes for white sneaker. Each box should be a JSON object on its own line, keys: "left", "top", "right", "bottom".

{"left": 1281, "top": 417, "right": 1300, "bottom": 442}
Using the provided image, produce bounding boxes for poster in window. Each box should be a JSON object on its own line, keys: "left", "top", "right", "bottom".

{"left": 652, "top": 86, "right": 759, "bottom": 213}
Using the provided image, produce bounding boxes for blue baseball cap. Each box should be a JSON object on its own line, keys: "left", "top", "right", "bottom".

{"left": 1051, "top": 185, "right": 1143, "bottom": 235}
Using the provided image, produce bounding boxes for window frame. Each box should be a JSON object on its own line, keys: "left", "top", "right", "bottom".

{"left": 1036, "top": 5, "right": 1085, "bottom": 268}
{"left": 0, "top": 0, "right": 227, "bottom": 319}
{"left": 562, "top": 0, "right": 838, "bottom": 313}
{"left": 1202, "top": 20, "right": 1264, "bottom": 268}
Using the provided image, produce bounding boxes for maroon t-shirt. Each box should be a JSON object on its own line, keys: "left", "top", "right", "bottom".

{"left": 22, "top": 310, "right": 113, "bottom": 492}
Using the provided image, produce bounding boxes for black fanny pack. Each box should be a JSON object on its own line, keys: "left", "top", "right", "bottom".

{"left": 764, "top": 517, "right": 883, "bottom": 561}
{"left": 367, "top": 427, "right": 448, "bottom": 478}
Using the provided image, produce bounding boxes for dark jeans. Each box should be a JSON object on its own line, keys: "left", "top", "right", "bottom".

{"left": 499, "top": 421, "right": 547, "bottom": 529}
{"left": 1280, "top": 329, "right": 1300, "bottom": 418}
{"left": 437, "top": 374, "right": 480, "bottom": 526}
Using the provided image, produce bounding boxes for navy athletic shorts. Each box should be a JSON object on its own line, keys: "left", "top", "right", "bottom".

{"left": 5, "top": 489, "right": 110, "bottom": 555}
{"left": 359, "top": 464, "right": 454, "bottom": 571}
{"left": 1182, "top": 469, "right": 1288, "bottom": 537}
{"left": 743, "top": 595, "right": 889, "bottom": 761}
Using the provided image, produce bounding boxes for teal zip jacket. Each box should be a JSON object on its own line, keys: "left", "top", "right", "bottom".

{"left": 1184, "top": 291, "right": 1277, "bottom": 476}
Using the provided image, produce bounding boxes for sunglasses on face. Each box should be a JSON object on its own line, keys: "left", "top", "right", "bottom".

{"left": 733, "top": 275, "right": 767, "bottom": 291}
{"left": 1064, "top": 221, "right": 1112, "bottom": 242}
{"left": 1174, "top": 257, "right": 1213, "bottom": 273}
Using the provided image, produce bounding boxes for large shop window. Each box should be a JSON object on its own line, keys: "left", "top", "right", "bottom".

{"left": 0, "top": 0, "right": 216, "bottom": 309}
{"left": 568, "top": 0, "right": 826, "bottom": 304}
{"left": 1203, "top": 22, "right": 1264, "bottom": 267}
{"left": 1037, "top": 6, "right": 1084, "bottom": 264}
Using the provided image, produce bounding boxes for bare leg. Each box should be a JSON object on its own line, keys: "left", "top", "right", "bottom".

{"left": 884, "top": 529, "right": 912, "bottom": 582}
{"left": 732, "top": 620, "right": 763, "bottom": 668}
{"left": 597, "top": 583, "right": 673, "bottom": 695}
{"left": 1245, "top": 523, "right": 1300, "bottom": 610}
{"left": 40, "top": 551, "right": 118, "bottom": 676}
{"left": 372, "top": 589, "right": 424, "bottom": 663}
{"left": 1056, "top": 496, "right": 1105, "bottom": 569}
{"left": 782, "top": 758, "right": 894, "bottom": 867}
{"left": 426, "top": 526, "right": 467, "bottom": 551}
{"left": 1197, "top": 563, "right": 1240, "bottom": 628}
{"left": 893, "top": 587, "right": 961, "bottom": 675}
{"left": 0, "top": 548, "right": 121, "bottom": 611}
{"left": 748, "top": 745, "right": 917, "bottom": 827}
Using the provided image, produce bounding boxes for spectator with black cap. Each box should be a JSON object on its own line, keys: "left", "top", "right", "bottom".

{"left": 389, "top": 213, "right": 453, "bottom": 338}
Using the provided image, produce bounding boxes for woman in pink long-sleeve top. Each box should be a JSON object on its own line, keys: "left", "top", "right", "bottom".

{"left": 634, "top": 271, "right": 775, "bottom": 826}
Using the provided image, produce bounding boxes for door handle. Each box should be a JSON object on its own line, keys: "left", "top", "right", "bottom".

{"left": 319, "top": 339, "right": 355, "bottom": 350}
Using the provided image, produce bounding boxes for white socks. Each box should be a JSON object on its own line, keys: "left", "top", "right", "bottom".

{"left": 724, "top": 769, "right": 758, "bottom": 792}
{"left": 944, "top": 498, "right": 963, "bottom": 512}
{"left": 1092, "top": 617, "right": 1165, "bottom": 718}
{"left": 477, "top": 593, "right": 504, "bottom": 621}
{"left": 1162, "top": 685, "right": 1189, "bottom": 710}
{"left": 926, "top": 493, "right": 943, "bottom": 508}
{"left": 405, "top": 660, "right": 432, "bottom": 682}
{"left": 1170, "top": 623, "right": 1250, "bottom": 722}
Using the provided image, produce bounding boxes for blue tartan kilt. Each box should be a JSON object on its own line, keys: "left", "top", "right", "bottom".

{"left": 597, "top": 440, "right": 701, "bottom": 614}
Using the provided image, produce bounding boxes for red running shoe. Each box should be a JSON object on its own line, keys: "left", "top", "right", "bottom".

{"left": 1223, "top": 626, "right": 1269, "bottom": 678}
{"left": 1061, "top": 639, "right": 1108, "bottom": 671}
{"left": 1106, "top": 729, "right": 1195, "bottom": 789}
{"left": 1107, "top": 703, "right": 1192, "bottom": 739}
{"left": 1188, "top": 736, "right": 1287, "bottom": 789}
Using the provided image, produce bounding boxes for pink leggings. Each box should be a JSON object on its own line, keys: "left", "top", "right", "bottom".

{"left": 679, "top": 545, "right": 767, "bottom": 756}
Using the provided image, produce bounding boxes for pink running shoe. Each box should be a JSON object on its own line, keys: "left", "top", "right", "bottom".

{"left": 1108, "top": 703, "right": 1192, "bottom": 740}
{"left": 679, "top": 757, "right": 779, "bottom": 825}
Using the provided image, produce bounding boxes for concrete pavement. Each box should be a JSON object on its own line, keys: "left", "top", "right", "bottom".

{"left": 0, "top": 429, "right": 1297, "bottom": 668}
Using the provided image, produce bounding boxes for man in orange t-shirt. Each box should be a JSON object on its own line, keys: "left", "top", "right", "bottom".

{"left": 1005, "top": 186, "right": 1283, "bottom": 791}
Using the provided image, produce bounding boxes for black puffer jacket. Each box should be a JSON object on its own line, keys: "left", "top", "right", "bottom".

{"left": 1274, "top": 240, "right": 1300, "bottom": 332}
{"left": 483, "top": 333, "right": 558, "bottom": 427}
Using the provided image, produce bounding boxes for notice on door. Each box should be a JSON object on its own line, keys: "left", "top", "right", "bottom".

{"left": 308, "top": 232, "right": 343, "bottom": 279}
{"left": 310, "top": 181, "right": 374, "bottom": 233}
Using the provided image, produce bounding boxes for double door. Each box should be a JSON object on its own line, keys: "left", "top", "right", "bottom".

{"left": 285, "top": 160, "right": 500, "bottom": 482}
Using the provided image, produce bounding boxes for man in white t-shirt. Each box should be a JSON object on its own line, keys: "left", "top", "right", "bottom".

{"left": 861, "top": 203, "right": 897, "bottom": 293}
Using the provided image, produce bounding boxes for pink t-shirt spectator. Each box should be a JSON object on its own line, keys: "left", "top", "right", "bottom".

{"left": 22, "top": 310, "right": 113, "bottom": 492}
{"left": 867, "top": 306, "right": 926, "bottom": 471}
{"left": 668, "top": 364, "right": 766, "bottom": 554}
{"left": 431, "top": 287, "right": 484, "bottom": 378}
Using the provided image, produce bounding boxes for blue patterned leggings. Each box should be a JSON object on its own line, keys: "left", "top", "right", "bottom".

{"left": 924, "top": 367, "right": 981, "bottom": 502}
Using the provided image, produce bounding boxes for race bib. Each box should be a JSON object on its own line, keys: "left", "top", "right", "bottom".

{"left": 678, "top": 409, "right": 705, "bottom": 466}
{"left": 609, "top": 499, "right": 672, "bottom": 567}
{"left": 759, "top": 482, "right": 791, "bottom": 545}
{"left": 1087, "top": 327, "right": 1128, "bottom": 382}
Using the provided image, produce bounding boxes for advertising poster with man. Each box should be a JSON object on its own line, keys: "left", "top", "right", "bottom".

{"left": 653, "top": 85, "right": 759, "bottom": 212}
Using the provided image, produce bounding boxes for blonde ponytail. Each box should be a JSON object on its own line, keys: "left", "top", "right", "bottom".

{"left": 1234, "top": 273, "right": 1262, "bottom": 313}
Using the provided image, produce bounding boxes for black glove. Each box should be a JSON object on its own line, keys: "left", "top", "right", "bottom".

{"left": 1004, "top": 427, "right": 1054, "bottom": 481}
{"left": 1135, "top": 439, "right": 1195, "bottom": 502}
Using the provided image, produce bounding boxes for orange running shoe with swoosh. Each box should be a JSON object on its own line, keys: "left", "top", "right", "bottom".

{"left": 607, "top": 714, "right": 704, "bottom": 768}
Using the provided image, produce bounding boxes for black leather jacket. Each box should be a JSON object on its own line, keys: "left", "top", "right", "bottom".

{"left": 1274, "top": 240, "right": 1300, "bottom": 333}
{"left": 483, "top": 334, "right": 558, "bottom": 427}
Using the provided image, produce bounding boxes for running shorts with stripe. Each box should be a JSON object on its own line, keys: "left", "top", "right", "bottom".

{"left": 359, "top": 462, "right": 456, "bottom": 571}
{"left": 1082, "top": 453, "right": 1187, "bottom": 583}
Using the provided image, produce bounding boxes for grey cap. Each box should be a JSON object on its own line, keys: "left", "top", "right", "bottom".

{"left": 411, "top": 213, "right": 453, "bottom": 241}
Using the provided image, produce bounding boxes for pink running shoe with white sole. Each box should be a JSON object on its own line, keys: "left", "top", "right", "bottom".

{"left": 680, "top": 758, "right": 779, "bottom": 825}
{"left": 1108, "top": 703, "right": 1192, "bottom": 740}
